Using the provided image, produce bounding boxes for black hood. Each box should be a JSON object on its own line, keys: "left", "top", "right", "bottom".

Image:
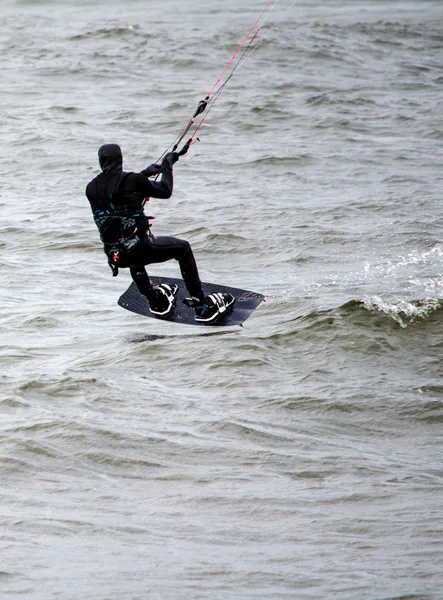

{"left": 98, "top": 144, "right": 123, "bottom": 173}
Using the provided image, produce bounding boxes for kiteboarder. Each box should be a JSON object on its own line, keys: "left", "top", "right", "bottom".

{"left": 85, "top": 143, "right": 234, "bottom": 322}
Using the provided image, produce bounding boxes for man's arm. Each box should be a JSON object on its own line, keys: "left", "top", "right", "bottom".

{"left": 134, "top": 152, "right": 178, "bottom": 199}
{"left": 131, "top": 164, "right": 173, "bottom": 199}
{"left": 140, "top": 163, "right": 161, "bottom": 178}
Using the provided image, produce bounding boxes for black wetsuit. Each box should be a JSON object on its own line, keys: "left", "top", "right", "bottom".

{"left": 85, "top": 144, "right": 204, "bottom": 301}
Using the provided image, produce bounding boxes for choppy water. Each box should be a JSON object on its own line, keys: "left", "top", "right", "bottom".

{"left": 1, "top": 0, "right": 443, "bottom": 598}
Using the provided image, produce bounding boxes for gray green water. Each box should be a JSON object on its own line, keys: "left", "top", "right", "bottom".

{"left": 1, "top": 0, "right": 443, "bottom": 598}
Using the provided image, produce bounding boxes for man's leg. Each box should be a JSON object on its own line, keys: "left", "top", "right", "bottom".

{"left": 129, "top": 266, "right": 152, "bottom": 298}
{"left": 144, "top": 236, "right": 204, "bottom": 301}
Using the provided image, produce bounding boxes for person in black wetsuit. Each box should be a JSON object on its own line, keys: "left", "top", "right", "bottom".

{"left": 85, "top": 143, "right": 234, "bottom": 321}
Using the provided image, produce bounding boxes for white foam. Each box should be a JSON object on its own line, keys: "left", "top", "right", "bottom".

{"left": 361, "top": 296, "right": 441, "bottom": 328}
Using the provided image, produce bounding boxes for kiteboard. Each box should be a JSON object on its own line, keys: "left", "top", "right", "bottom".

{"left": 118, "top": 276, "right": 265, "bottom": 327}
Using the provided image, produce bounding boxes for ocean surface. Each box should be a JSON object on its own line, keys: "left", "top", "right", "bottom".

{"left": 1, "top": 0, "right": 443, "bottom": 598}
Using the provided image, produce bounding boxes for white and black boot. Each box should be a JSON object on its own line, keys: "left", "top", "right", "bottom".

{"left": 148, "top": 283, "right": 179, "bottom": 316}
{"left": 194, "top": 292, "right": 235, "bottom": 322}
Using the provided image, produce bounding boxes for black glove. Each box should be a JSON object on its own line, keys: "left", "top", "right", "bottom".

{"left": 142, "top": 163, "right": 161, "bottom": 177}
{"left": 176, "top": 138, "right": 192, "bottom": 157}
{"left": 162, "top": 152, "right": 179, "bottom": 169}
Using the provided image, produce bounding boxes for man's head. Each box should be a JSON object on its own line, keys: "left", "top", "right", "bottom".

{"left": 98, "top": 144, "right": 123, "bottom": 173}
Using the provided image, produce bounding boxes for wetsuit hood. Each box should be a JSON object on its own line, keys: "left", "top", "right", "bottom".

{"left": 98, "top": 144, "right": 123, "bottom": 173}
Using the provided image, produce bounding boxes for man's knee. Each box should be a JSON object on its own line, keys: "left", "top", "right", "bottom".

{"left": 181, "top": 239, "right": 192, "bottom": 256}
{"left": 170, "top": 238, "right": 192, "bottom": 261}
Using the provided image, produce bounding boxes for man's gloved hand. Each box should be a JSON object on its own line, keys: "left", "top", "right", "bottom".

{"left": 162, "top": 152, "right": 179, "bottom": 168}
{"left": 142, "top": 163, "right": 162, "bottom": 177}
{"left": 176, "top": 138, "right": 192, "bottom": 157}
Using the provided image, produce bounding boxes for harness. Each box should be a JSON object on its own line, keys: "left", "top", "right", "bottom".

{"left": 92, "top": 172, "right": 150, "bottom": 277}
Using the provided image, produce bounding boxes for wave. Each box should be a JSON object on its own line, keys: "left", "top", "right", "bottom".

{"left": 70, "top": 24, "right": 143, "bottom": 41}
{"left": 248, "top": 154, "right": 312, "bottom": 166}
{"left": 277, "top": 297, "right": 443, "bottom": 343}
{"left": 319, "top": 297, "right": 443, "bottom": 330}
{"left": 358, "top": 296, "right": 442, "bottom": 328}
{"left": 349, "top": 20, "right": 443, "bottom": 44}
